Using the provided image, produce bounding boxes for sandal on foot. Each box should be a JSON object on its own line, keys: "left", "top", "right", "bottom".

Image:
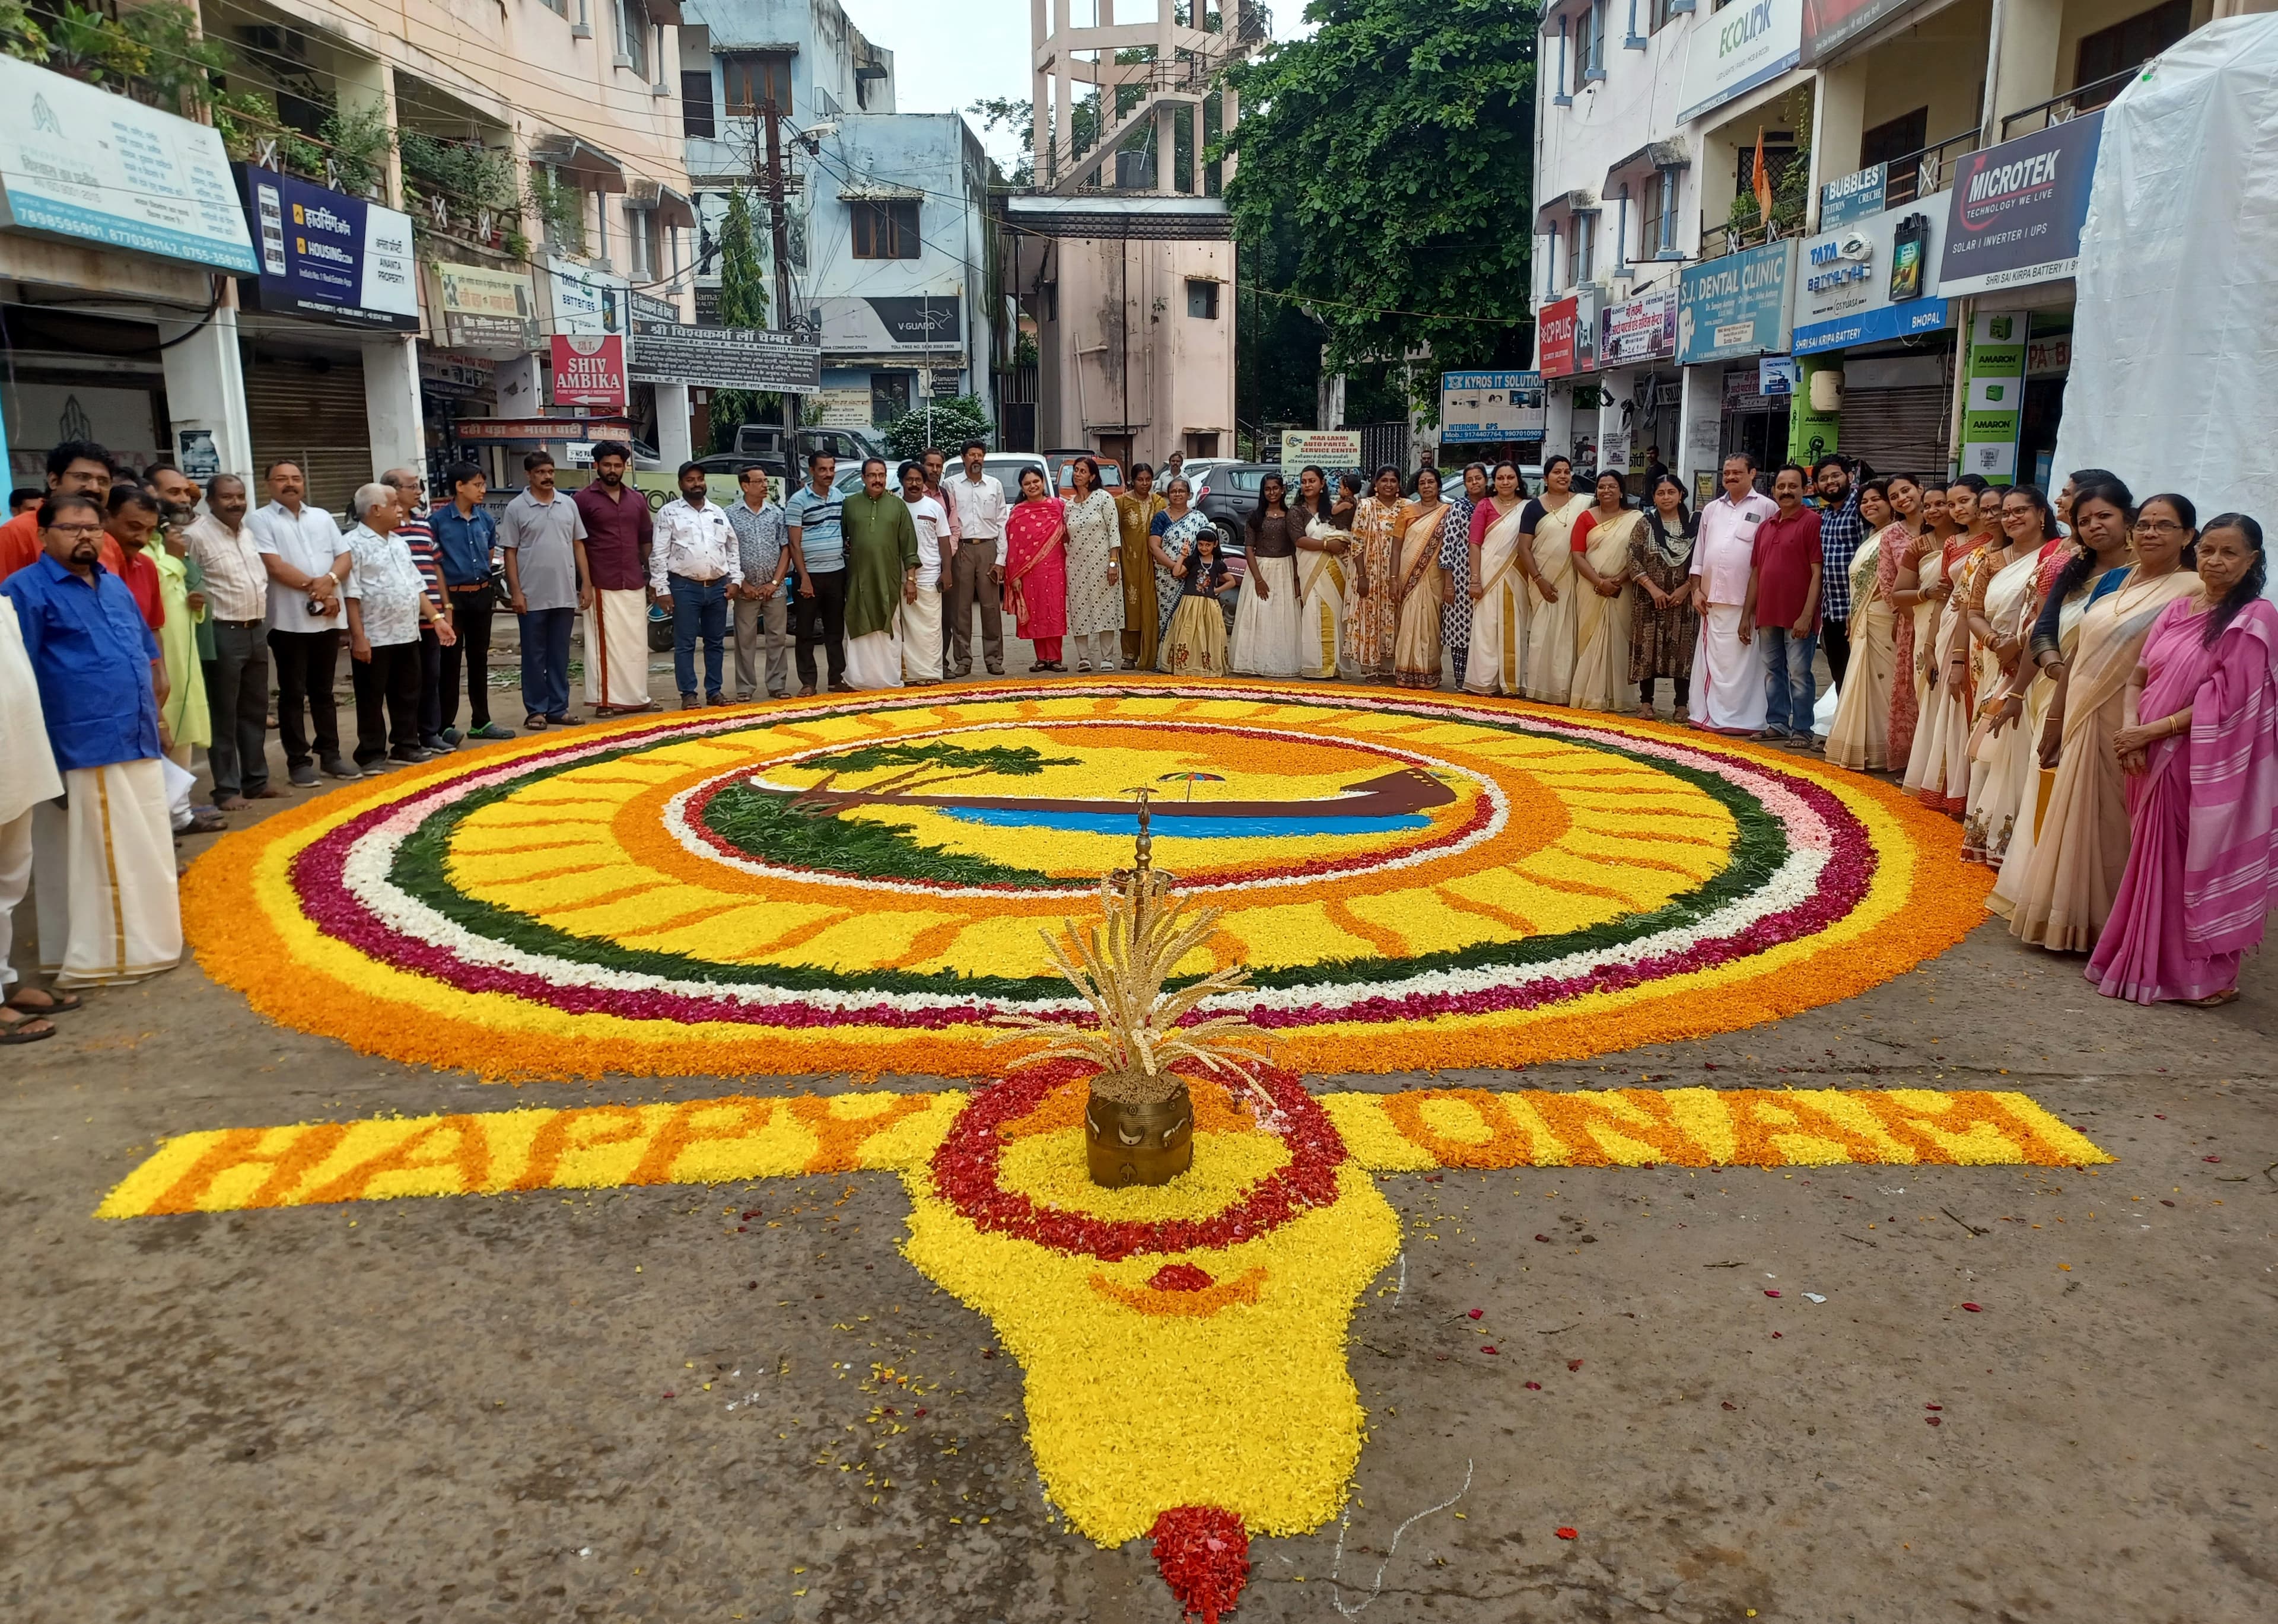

{"left": 0, "top": 1008, "right": 55, "bottom": 1044}
{"left": 7, "top": 987, "right": 79, "bottom": 1014}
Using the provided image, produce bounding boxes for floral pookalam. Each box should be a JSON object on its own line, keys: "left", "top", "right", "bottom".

{"left": 102, "top": 1071, "right": 2110, "bottom": 1569}
{"left": 180, "top": 680, "right": 1995, "bottom": 1081}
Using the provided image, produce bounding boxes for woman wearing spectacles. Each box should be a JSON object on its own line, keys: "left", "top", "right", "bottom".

{"left": 2007, "top": 493, "right": 2203, "bottom": 953}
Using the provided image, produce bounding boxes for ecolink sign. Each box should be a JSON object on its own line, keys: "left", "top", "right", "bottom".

{"left": 234, "top": 165, "right": 418, "bottom": 330}
{"left": 1677, "top": 0, "right": 1803, "bottom": 124}
{"left": 1937, "top": 112, "right": 2104, "bottom": 297}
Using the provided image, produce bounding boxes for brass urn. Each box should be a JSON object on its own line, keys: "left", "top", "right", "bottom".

{"left": 994, "top": 786, "right": 1267, "bottom": 1192}
{"left": 1084, "top": 1076, "right": 1195, "bottom": 1187}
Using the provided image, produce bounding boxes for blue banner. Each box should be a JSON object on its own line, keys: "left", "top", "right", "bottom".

{"left": 1678, "top": 240, "right": 1797, "bottom": 365}
{"left": 236, "top": 165, "right": 420, "bottom": 330}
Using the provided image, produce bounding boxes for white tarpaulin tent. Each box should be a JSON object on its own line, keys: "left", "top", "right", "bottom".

{"left": 2051, "top": 15, "right": 2278, "bottom": 523}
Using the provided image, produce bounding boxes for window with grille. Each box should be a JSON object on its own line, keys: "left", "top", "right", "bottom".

{"left": 615, "top": 0, "right": 648, "bottom": 75}
{"left": 1567, "top": 212, "right": 1596, "bottom": 285}
{"left": 850, "top": 199, "right": 920, "bottom": 259}
{"left": 682, "top": 71, "right": 716, "bottom": 139}
{"left": 724, "top": 53, "right": 794, "bottom": 117}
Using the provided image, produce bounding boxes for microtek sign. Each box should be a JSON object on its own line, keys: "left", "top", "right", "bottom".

{"left": 1677, "top": 0, "right": 1803, "bottom": 124}
{"left": 1939, "top": 112, "right": 2104, "bottom": 297}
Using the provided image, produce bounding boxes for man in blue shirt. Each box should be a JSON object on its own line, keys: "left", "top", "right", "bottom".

{"left": 785, "top": 451, "right": 850, "bottom": 694}
{"left": 0, "top": 493, "right": 182, "bottom": 986}
{"left": 429, "top": 462, "right": 514, "bottom": 741}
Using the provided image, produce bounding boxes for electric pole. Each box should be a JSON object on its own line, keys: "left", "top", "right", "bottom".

{"left": 762, "top": 97, "right": 797, "bottom": 458}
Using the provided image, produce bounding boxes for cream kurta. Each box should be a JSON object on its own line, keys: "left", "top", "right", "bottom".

{"left": 1521, "top": 495, "right": 1587, "bottom": 705}
{"left": 1568, "top": 508, "right": 1642, "bottom": 712}
{"left": 1297, "top": 521, "right": 1352, "bottom": 680}
{"left": 1826, "top": 536, "right": 1894, "bottom": 770}
{"left": 1989, "top": 581, "right": 2098, "bottom": 919}
{"left": 1900, "top": 544, "right": 1951, "bottom": 793}
{"left": 1962, "top": 547, "right": 2049, "bottom": 864}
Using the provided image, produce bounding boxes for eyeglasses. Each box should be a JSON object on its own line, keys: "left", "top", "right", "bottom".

{"left": 45, "top": 523, "right": 103, "bottom": 537}
{"left": 2133, "top": 518, "right": 2186, "bottom": 536}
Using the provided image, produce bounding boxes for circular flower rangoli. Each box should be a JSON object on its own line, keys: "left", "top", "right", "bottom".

{"left": 185, "top": 680, "right": 1991, "bottom": 1078}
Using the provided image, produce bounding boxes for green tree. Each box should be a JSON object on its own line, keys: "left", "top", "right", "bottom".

{"left": 880, "top": 394, "right": 992, "bottom": 461}
{"left": 710, "top": 189, "right": 779, "bottom": 452}
{"left": 1222, "top": 0, "right": 1539, "bottom": 416}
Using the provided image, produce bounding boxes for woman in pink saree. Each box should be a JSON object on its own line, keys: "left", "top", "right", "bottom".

{"left": 2089, "top": 515, "right": 2278, "bottom": 1006}
{"left": 1003, "top": 466, "right": 1070, "bottom": 671}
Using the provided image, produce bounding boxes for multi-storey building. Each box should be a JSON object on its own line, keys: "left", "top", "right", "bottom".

{"left": 1001, "top": 0, "right": 1265, "bottom": 466}
{"left": 677, "top": 0, "right": 997, "bottom": 438}
{"left": 0, "top": 0, "right": 695, "bottom": 510}
{"left": 1532, "top": 0, "right": 2249, "bottom": 496}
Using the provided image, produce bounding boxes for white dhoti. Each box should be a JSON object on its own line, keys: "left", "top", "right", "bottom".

{"left": 1230, "top": 555, "right": 1302, "bottom": 677}
{"left": 31, "top": 759, "right": 181, "bottom": 988}
{"left": 0, "top": 809, "right": 33, "bottom": 992}
{"left": 583, "top": 588, "right": 654, "bottom": 711}
{"left": 1691, "top": 604, "right": 1768, "bottom": 734}
{"left": 902, "top": 585, "right": 944, "bottom": 682}
{"left": 844, "top": 629, "right": 905, "bottom": 691}
{"left": 1296, "top": 552, "right": 1349, "bottom": 680}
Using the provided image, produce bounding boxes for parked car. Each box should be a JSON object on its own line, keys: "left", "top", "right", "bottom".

{"left": 1186, "top": 461, "right": 1284, "bottom": 557}
{"left": 982, "top": 453, "right": 1050, "bottom": 496}
{"left": 731, "top": 423, "right": 884, "bottom": 472}
{"left": 1041, "top": 448, "right": 1127, "bottom": 496}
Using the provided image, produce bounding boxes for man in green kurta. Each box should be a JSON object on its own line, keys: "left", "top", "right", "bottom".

{"left": 839, "top": 457, "right": 921, "bottom": 690}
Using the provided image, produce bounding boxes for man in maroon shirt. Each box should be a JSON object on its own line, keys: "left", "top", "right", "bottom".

{"left": 1744, "top": 463, "right": 1823, "bottom": 748}
{"left": 572, "top": 442, "right": 658, "bottom": 714}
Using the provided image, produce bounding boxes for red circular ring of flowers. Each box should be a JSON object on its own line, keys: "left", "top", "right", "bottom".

{"left": 928, "top": 1059, "right": 1348, "bottom": 1261}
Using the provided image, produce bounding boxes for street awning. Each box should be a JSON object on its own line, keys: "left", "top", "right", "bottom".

{"left": 1606, "top": 138, "right": 1692, "bottom": 187}
{"left": 629, "top": 179, "right": 697, "bottom": 228}
{"left": 1534, "top": 188, "right": 1598, "bottom": 230}
{"left": 530, "top": 134, "right": 627, "bottom": 195}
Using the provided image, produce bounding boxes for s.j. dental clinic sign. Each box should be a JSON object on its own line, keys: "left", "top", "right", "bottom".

{"left": 1678, "top": 0, "right": 1805, "bottom": 125}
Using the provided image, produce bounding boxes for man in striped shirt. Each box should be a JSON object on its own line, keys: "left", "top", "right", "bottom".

{"left": 1812, "top": 456, "right": 1865, "bottom": 693}
{"left": 383, "top": 467, "right": 453, "bottom": 753}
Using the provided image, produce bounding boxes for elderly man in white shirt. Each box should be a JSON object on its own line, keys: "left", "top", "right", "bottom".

{"left": 343, "top": 483, "right": 456, "bottom": 773}
{"left": 941, "top": 440, "right": 1007, "bottom": 678}
{"left": 249, "top": 458, "right": 354, "bottom": 785}
{"left": 899, "top": 461, "right": 952, "bottom": 684}
{"left": 648, "top": 461, "right": 743, "bottom": 707}
{"left": 184, "top": 472, "right": 281, "bottom": 808}
{"left": 1688, "top": 453, "right": 1779, "bottom": 735}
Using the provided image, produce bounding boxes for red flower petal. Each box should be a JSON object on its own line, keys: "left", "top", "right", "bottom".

{"left": 1961, "top": 1303, "right": 1981, "bottom": 1312}
{"left": 1535, "top": 1234, "right": 1552, "bottom": 1243}
{"left": 1764, "top": 1289, "right": 1781, "bottom": 1298}
{"left": 2204, "top": 1155, "right": 2222, "bottom": 1163}
{"left": 1481, "top": 1345, "right": 1498, "bottom": 1355}
{"left": 1567, "top": 1359, "right": 1583, "bottom": 1371}
{"left": 1151, "top": 1507, "right": 1249, "bottom": 1624}
{"left": 1926, "top": 1416, "right": 1942, "bottom": 1426}
{"left": 1555, "top": 1527, "right": 1579, "bottom": 1540}
{"left": 1525, "top": 1381, "right": 1542, "bottom": 1390}
{"left": 1468, "top": 1308, "right": 1483, "bottom": 1320}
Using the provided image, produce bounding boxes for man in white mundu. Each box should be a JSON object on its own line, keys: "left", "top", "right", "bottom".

{"left": 1, "top": 494, "right": 181, "bottom": 988}
{"left": 572, "top": 442, "right": 658, "bottom": 714}
{"left": 899, "top": 461, "right": 949, "bottom": 683}
{"left": 1688, "top": 453, "right": 1777, "bottom": 734}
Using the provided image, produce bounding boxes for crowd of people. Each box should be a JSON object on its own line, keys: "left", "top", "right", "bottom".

{"left": 1, "top": 427, "right": 2272, "bottom": 1041}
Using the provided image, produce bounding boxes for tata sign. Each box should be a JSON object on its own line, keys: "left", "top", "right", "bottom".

{"left": 1678, "top": 0, "right": 1804, "bottom": 125}
{"left": 1939, "top": 113, "right": 2104, "bottom": 297}
{"left": 1793, "top": 193, "right": 1952, "bottom": 354}
{"left": 1678, "top": 238, "right": 1797, "bottom": 365}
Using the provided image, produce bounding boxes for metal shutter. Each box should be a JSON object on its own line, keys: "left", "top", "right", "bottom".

{"left": 1841, "top": 384, "right": 1950, "bottom": 484}
{"left": 246, "top": 354, "right": 372, "bottom": 517}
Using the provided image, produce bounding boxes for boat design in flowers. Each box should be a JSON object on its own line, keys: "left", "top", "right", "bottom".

{"left": 178, "top": 680, "right": 1997, "bottom": 1082}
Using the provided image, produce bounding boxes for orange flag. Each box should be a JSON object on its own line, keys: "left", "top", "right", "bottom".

{"left": 1753, "top": 127, "right": 1774, "bottom": 226}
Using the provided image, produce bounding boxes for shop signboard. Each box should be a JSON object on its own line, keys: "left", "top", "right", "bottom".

{"left": 627, "top": 319, "right": 822, "bottom": 394}
{"left": 1939, "top": 113, "right": 2104, "bottom": 297}
{"left": 456, "top": 415, "right": 634, "bottom": 443}
{"left": 1678, "top": 238, "right": 1797, "bottom": 365}
{"left": 1759, "top": 355, "right": 1800, "bottom": 396}
{"left": 1281, "top": 429, "right": 1363, "bottom": 472}
{"left": 0, "top": 58, "right": 257, "bottom": 273}
{"left": 1958, "top": 309, "right": 2027, "bottom": 483}
{"left": 1791, "top": 192, "right": 1954, "bottom": 354}
{"left": 809, "top": 387, "right": 873, "bottom": 428}
{"left": 550, "top": 335, "right": 626, "bottom": 409}
{"left": 631, "top": 291, "right": 679, "bottom": 324}
{"left": 1801, "top": 0, "right": 1930, "bottom": 66}
{"left": 817, "top": 294, "right": 963, "bottom": 351}
{"left": 548, "top": 256, "right": 629, "bottom": 337}
{"left": 236, "top": 165, "right": 418, "bottom": 330}
{"left": 1439, "top": 370, "right": 1546, "bottom": 443}
{"left": 1818, "top": 163, "right": 1887, "bottom": 230}
{"left": 1723, "top": 368, "right": 1777, "bottom": 412}
{"left": 1599, "top": 288, "right": 1678, "bottom": 365}
{"left": 1538, "top": 297, "right": 1580, "bottom": 377}
{"left": 435, "top": 262, "right": 537, "bottom": 352}
{"left": 1677, "top": 0, "right": 1805, "bottom": 125}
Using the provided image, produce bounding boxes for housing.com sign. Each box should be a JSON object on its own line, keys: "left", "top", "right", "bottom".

{"left": 1678, "top": 0, "right": 1804, "bottom": 124}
